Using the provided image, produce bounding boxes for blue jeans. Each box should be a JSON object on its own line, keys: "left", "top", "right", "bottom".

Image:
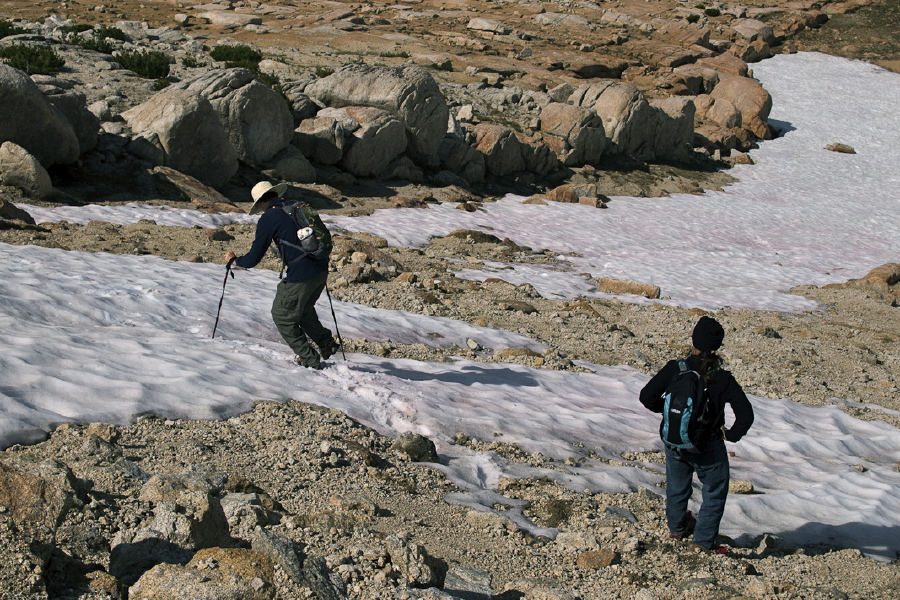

{"left": 665, "top": 439, "right": 729, "bottom": 548}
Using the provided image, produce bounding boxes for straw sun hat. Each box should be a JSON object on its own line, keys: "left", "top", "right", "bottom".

{"left": 248, "top": 181, "right": 288, "bottom": 215}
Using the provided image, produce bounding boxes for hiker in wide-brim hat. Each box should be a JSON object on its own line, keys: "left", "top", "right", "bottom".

{"left": 224, "top": 180, "right": 339, "bottom": 369}
{"left": 248, "top": 181, "right": 288, "bottom": 215}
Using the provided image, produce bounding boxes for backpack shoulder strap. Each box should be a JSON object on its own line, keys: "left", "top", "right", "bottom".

{"left": 281, "top": 201, "right": 311, "bottom": 228}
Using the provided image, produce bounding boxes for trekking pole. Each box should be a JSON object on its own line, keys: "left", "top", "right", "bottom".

{"left": 324, "top": 284, "right": 346, "bottom": 360}
{"left": 212, "top": 257, "right": 236, "bottom": 339}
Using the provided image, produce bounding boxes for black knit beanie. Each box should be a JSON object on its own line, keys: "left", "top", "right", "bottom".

{"left": 692, "top": 316, "right": 725, "bottom": 352}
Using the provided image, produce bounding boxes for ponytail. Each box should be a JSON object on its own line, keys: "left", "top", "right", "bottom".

{"left": 692, "top": 349, "right": 722, "bottom": 382}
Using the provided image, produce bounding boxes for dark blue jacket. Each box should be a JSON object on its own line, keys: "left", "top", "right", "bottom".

{"left": 235, "top": 199, "right": 329, "bottom": 282}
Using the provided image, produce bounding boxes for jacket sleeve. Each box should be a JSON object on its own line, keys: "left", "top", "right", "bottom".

{"left": 722, "top": 376, "right": 754, "bottom": 442}
{"left": 639, "top": 360, "right": 679, "bottom": 413}
{"left": 235, "top": 213, "right": 276, "bottom": 269}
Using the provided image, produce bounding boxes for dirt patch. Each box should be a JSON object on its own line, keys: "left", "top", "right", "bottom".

{"left": 793, "top": 0, "right": 900, "bottom": 72}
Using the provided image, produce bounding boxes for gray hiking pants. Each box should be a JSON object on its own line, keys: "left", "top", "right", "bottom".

{"left": 270, "top": 272, "right": 331, "bottom": 368}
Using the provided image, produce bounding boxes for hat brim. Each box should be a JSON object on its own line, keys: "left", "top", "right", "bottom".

{"left": 248, "top": 182, "right": 288, "bottom": 214}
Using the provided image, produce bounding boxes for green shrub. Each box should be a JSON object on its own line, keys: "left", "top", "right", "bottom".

{"left": 704, "top": 8, "right": 721, "bottom": 17}
{"left": 64, "top": 25, "right": 127, "bottom": 55}
{"left": 0, "top": 43, "right": 65, "bottom": 74}
{"left": 95, "top": 25, "right": 127, "bottom": 41}
{"left": 379, "top": 50, "right": 410, "bottom": 58}
{"left": 65, "top": 32, "right": 114, "bottom": 54}
{"left": 686, "top": 13, "right": 701, "bottom": 23}
{"left": 115, "top": 49, "right": 170, "bottom": 79}
{"left": 153, "top": 77, "right": 170, "bottom": 90}
{"left": 181, "top": 55, "right": 203, "bottom": 68}
{"left": 209, "top": 44, "right": 262, "bottom": 64}
{"left": 68, "top": 23, "right": 93, "bottom": 33}
{"left": 255, "top": 70, "right": 282, "bottom": 89}
{"left": 222, "top": 58, "right": 262, "bottom": 71}
{"left": 315, "top": 66, "right": 334, "bottom": 78}
{"left": 0, "top": 19, "right": 26, "bottom": 39}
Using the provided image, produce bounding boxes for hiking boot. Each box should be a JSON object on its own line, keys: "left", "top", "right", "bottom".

{"left": 669, "top": 511, "right": 696, "bottom": 539}
{"left": 294, "top": 355, "right": 322, "bottom": 370}
{"left": 318, "top": 338, "right": 340, "bottom": 361}
{"left": 690, "top": 543, "right": 728, "bottom": 555}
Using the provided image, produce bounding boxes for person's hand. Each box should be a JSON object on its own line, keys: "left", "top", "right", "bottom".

{"left": 224, "top": 251, "right": 236, "bottom": 263}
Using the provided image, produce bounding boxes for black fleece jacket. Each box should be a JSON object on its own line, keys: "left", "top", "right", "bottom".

{"left": 234, "top": 199, "right": 329, "bottom": 283}
{"left": 640, "top": 355, "right": 754, "bottom": 445}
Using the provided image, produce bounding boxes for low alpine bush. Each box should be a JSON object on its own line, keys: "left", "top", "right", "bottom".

{"left": 115, "top": 49, "right": 170, "bottom": 79}
{"left": 95, "top": 25, "right": 127, "bottom": 41}
{"left": 181, "top": 55, "right": 203, "bottom": 68}
{"left": 315, "top": 66, "right": 334, "bottom": 78}
{"left": 0, "top": 43, "right": 65, "bottom": 74}
{"left": 209, "top": 44, "right": 262, "bottom": 67}
{"left": 66, "top": 23, "right": 93, "bottom": 34}
{"left": 0, "top": 19, "right": 26, "bottom": 39}
{"left": 65, "top": 32, "right": 115, "bottom": 54}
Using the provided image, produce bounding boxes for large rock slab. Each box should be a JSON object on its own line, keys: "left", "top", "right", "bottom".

{"left": 571, "top": 80, "right": 697, "bottom": 161}
{"left": 697, "top": 53, "right": 750, "bottom": 77}
{"left": 539, "top": 102, "right": 607, "bottom": 166}
{"left": 824, "top": 263, "right": 900, "bottom": 296}
{"left": 732, "top": 18, "right": 778, "bottom": 46}
{"left": 151, "top": 165, "right": 241, "bottom": 209}
{"left": 473, "top": 123, "right": 526, "bottom": 176}
{"left": 0, "top": 64, "right": 80, "bottom": 167}
{"left": 695, "top": 94, "right": 743, "bottom": 129}
{"left": 145, "top": 490, "right": 232, "bottom": 550}
{"left": 261, "top": 145, "right": 316, "bottom": 183}
{"left": 123, "top": 88, "right": 239, "bottom": 188}
{"left": 439, "top": 134, "right": 486, "bottom": 184}
{"left": 200, "top": 11, "right": 263, "bottom": 27}
{"left": 294, "top": 115, "right": 347, "bottom": 165}
{"left": 128, "top": 547, "right": 276, "bottom": 600}
{"left": 473, "top": 124, "right": 560, "bottom": 177}
{"left": 305, "top": 65, "right": 449, "bottom": 168}
{"left": 570, "top": 81, "right": 657, "bottom": 160}
{"left": 384, "top": 534, "right": 443, "bottom": 588}
{"left": 649, "top": 96, "right": 695, "bottom": 161}
{"left": 709, "top": 75, "right": 772, "bottom": 139}
{"left": 0, "top": 456, "right": 80, "bottom": 530}
{"left": 173, "top": 68, "right": 294, "bottom": 166}
{"left": 44, "top": 88, "right": 100, "bottom": 155}
{"left": 318, "top": 106, "right": 407, "bottom": 177}
{"left": 0, "top": 141, "right": 54, "bottom": 200}
{"left": 673, "top": 64, "right": 720, "bottom": 95}
{"left": 0, "top": 198, "right": 37, "bottom": 224}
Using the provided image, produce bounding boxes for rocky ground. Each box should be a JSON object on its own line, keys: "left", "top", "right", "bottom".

{"left": 1, "top": 0, "right": 899, "bottom": 598}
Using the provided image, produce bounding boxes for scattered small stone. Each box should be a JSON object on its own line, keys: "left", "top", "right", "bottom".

{"left": 825, "top": 143, "right": 856, "bottom": 154}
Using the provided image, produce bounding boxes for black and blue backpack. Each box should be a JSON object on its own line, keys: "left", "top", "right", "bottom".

{"left": 661, "top": 359, "right": 713, "bottom": 452}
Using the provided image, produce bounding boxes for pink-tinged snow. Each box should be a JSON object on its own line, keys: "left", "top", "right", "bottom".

{"left": 3, "top": 53, "right": 900, "bottom": 560}
{"left": 323, "top": 53, "right": 900, "bottom": 312}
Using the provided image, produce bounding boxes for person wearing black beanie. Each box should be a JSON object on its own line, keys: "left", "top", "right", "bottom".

{"left": 692, "top": 315, "right": 725, "bottom": 352}
{"left": 639, "top": 317, "right": 754, "bottom": 555}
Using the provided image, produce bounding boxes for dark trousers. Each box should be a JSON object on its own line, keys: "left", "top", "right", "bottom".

{"left": 270, "top": 272, "right": 331, "bottom": 367}
{"left": 665, "top": 438, "right": 729, "bottom": 548}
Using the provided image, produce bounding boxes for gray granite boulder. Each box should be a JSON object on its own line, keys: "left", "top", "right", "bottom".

{"left": 0, "top": 141, "right": 53, "bottom": 200}
{"left": 122, "top": 87, "right": 239, "bottom": 188}
{"left": 173, "top": 68, "right": 294, "bottom": 166}
{"left": 0, "top": 64, "right": 80, "bottom": 166}
{"left": 305, "top": 65, "right": 449, "bottom": 168}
